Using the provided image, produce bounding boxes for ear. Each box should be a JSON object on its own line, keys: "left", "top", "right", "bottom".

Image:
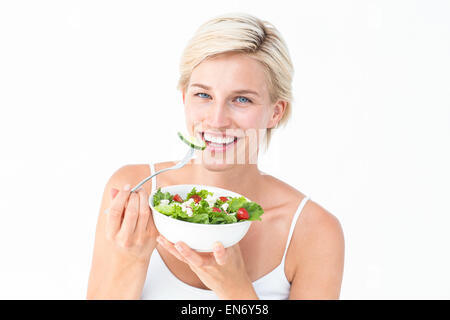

{"left": 267, "top": 100, "right": 287, "bottom": 129}
{"left": 182, "top": 89, "right": 186, "bottom": 104}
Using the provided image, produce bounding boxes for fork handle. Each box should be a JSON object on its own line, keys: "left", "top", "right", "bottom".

{"left": 103, "top": 166, "right": 175, "bottom": 214}
{"left": 131, "top": 148, "right": 194, "bottom": 192}
{"left": 130, "top": 166, "right": 174, "bottom": 193}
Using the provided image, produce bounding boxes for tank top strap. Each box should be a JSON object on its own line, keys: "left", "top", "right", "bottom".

{"left": 149, "top": 163, "right": 157, "bottom": 193}
{"left": 281, "top": 195, "right": 310, "bottom": 264}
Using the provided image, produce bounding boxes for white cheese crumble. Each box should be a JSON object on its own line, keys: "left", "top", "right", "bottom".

{"left": 179, "top": 198, "right": 195, "bottom": 217}
{"left": 159, "top": 199, "right": 170, "bottom": 206}
{"left": 182, "top": 206, "right": 193, "bottom": 217}
{"left": 205, "top": 194, "right": 218, "bottom": 207}
{"left": 221, "top": 202, "right": 229, "bottom": 212}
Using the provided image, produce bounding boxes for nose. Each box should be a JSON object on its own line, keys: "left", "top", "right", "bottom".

{"left": 204, "top": 100, "right": 232, "bottom": 128}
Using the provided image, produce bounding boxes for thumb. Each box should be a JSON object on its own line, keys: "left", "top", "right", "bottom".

{"left": 213, "top": 242, "right": 227, "bottom": 266}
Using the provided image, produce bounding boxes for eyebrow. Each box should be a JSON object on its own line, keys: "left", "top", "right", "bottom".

{"left": 189, "top": 83, "right": 260, "bottom": 97}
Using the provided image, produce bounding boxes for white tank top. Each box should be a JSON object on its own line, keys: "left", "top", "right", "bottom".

{"left": 141, "top": 163, "right": 310, "bottom": 300}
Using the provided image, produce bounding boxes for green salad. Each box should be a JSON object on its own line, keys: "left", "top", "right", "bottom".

{"left": 152, "top": 187, "right": 264, "bottom": 224}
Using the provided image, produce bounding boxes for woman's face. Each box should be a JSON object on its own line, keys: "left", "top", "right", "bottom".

{"left": 183, "top": 52, "right": 285, "bottom": 171}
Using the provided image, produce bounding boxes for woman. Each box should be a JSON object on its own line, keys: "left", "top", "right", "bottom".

{"left": 87, "top": 12, "right": 344, "bottom": 300}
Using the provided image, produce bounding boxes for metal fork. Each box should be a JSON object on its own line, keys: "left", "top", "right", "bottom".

{"left": 130, "top": 147, "right": 195, "bottom": 192}
{"left": 103, "top": 147, "right": 195, "bottom": 214}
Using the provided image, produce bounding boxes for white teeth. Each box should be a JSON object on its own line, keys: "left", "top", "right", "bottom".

{"left": 204, "top": 133, "right": 235, "bottom": 144}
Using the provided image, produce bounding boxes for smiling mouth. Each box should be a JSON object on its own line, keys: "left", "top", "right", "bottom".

{"left": 200, "top": 132, "right": 239, "bottom": 148}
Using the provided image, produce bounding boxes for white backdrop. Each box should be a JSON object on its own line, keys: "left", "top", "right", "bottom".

{"left": 0, "top": 0, "right": 449, "bottom": 299}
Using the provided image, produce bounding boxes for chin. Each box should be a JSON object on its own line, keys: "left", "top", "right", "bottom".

{"left": 200, "top": 157, "right": 237, "bottom": 172}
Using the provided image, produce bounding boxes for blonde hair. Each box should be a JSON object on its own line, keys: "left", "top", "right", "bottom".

{"left": 177, "top": 12, "right": 294, "bottom": 151}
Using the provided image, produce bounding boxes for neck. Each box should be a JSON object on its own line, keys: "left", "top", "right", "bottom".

{"left": 187, "top": 160, "right": 263, "bottom": 195}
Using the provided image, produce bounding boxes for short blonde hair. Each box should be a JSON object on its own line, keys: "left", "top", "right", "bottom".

{"left": 177, "top": 12, "right": 294, "bottom": 151}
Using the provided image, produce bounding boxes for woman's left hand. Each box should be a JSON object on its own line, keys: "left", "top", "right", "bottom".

{"left": 156, "top": 235, "right": 258, "bottom": 300}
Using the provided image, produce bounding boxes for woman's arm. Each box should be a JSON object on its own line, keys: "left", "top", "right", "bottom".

{"left": 87, "top": 165, "right": 158, "bottom": 299}
{"left": 288, "top": 202, "right": 345, "bottom": 299}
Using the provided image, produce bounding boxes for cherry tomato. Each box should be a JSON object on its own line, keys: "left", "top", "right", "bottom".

{"left": 236, "top": 207, "right": 249, "bottom": 220}
{"left": 219, "top": 196, "right": 229, "bottom": 202}
{"left": 212, "top": 207, "right": 221, "bottom": 213}
{"left": 190, "top": 195, "right": 202, "bottom": 203}
{"left": 173, "top": 194, "right": 183, "bottom": 203}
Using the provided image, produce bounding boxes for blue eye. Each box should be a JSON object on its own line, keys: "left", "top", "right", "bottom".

{"left": 195, "top": 93, "right": 211, "bottom": 99}
{"left": 236, "top": 96, "right": 251, "bottom": 104}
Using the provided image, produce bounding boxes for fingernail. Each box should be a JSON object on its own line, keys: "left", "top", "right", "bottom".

{"left": 123, "top": 184, "right": 131, "bottom": 191}
{"left": 213, "top": 242, "right": 222, "bottom": 251}
{"left": 156, "top": 236, "right": 163, "bottom": 244}
{"left": 110, "top": 188, "right": 119, "bottom": 199}
{"left": 175, "top": 243, "right": 183, "bottom": 252}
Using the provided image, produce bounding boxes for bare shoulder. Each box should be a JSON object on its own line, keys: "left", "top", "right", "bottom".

{"left": 105, "top": 164, "right": 152, "bottom": 194}
{"left": 262, "top": 174, "right": 344, "bottom": 288}
{"left": 259, "top": 173, "right": 305, "bottom": 210}
{"left": 299, "top": 200, "right": 344, "bottom": 240}
{"left": 284, "top": 181, "right": 344, "bottom": 260}
{"left": 263, "top": 173, "right": 342, "bottom": 234}
{"left": 283, "top": 190, "right": 345, "bottom": 298}
{"left": 104, "top": 161, "right": 179, "bottom": 195}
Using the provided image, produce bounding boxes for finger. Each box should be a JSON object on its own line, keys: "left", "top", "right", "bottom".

{"left": 175, "top": 242, "right": 204, "bottom": 268}
{"left": 134, "top": 188, "right": 150, "bottom": 236}
{"left": 117, "top": 191, "right": 139, "bottom": 239}
{"left": 157, "top": 236, "right": 187, "bottom": 263}
{"left": 213, "top": 242, "right": 227, "bottom": 266}
{"left": 106, "top": 184, "right": 131, "bottom": 238}
{"left": 110, "top": 188, "right": 119, "bottom": 199}
{"left": 146, "top": 206, "right": 156, "bottom": 232}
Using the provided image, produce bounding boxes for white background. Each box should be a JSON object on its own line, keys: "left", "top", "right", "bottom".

{"left": 0, "top": 0, "right": 449, "bottom": 299}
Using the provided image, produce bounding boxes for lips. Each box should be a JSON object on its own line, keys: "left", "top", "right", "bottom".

{"left": 200, "top": 131, "right": 239, "bottom": 152}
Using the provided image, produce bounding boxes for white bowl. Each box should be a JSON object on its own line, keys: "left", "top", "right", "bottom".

{"left": 149, "top": 184, "right": 252, "bottom": 252}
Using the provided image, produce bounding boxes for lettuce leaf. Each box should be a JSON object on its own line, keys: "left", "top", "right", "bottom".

{"left": 186, "top": 187, "right": 213, "bottom": 201}
{"left": 152, "top": 188, "right": 173, "bottom": 206}
{"left": 210, "top": 210, "right": 237, "bottom": 224}
{"left": 154, "top": 204, "right": 174, "bottom": 216}
{"left": 154, "top": 203, "right": 189, "bottom": 220}
{"left": 192, "top": 200, "right": 211, "bottom": 215}
{"left": 152, "top": 187, "right": 264, "bottom": 224}
{"left": 215, "top": 198, "right": 226, "bottom": 207}
{"left": 187, "top": 213, "right": 210, "bottom": 224}
{"left": 228, "top": 196, "right": 247, "bottom": 212}
{"left": 241, "top": 201, "right": 264, "bottom": 221}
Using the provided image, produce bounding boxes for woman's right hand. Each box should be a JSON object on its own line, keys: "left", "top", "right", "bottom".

{"left": 87, "top": 183, "right": 158, "bottom": 299}
{"left": 106, "top": 184, "right": 158, "bottom": 266}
